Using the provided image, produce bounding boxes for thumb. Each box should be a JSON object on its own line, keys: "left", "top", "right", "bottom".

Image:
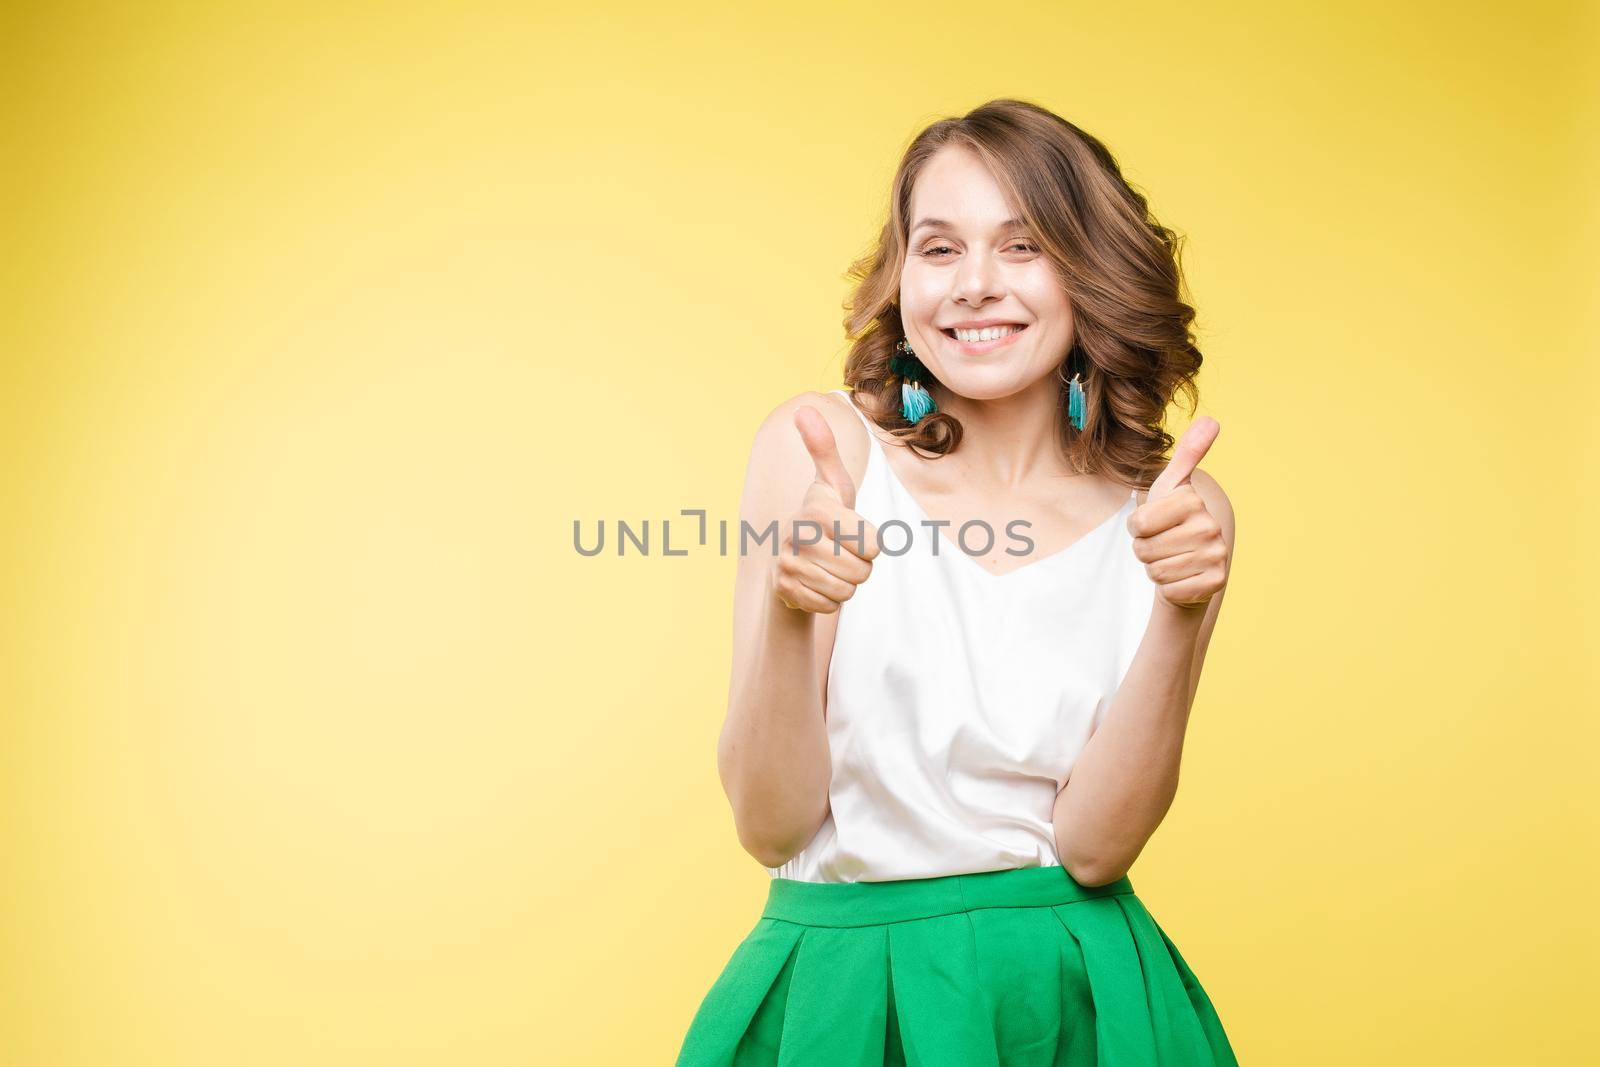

{"left": 1147, "top": 416, "right": 1220, "bottom": 501}
{"left": 793, "top": 405, "right": 856, "bottom": 509}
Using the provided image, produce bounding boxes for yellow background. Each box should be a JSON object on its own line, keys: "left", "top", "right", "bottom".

{"left": 3, "top": 2, "right": 1595, "bottom": 1063}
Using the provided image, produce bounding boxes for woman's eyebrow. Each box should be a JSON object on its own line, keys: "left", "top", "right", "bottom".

{"left": 909, "top": 216, "right": 1026, "bottom": 236}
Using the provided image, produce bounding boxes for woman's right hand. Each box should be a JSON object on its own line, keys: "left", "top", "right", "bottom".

{"left": 770, "top": 405, "right": 881, "bottom": 614}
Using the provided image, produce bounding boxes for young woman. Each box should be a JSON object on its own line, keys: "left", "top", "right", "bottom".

{"left": 675, "top": 98, "right": 1240, "bottom": 1065}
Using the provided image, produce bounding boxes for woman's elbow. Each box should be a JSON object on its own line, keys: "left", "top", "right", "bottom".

{"left": 744, "top": 839, "right": 794, "bottom": 870}
{"left": 1064, "top": 855, "right": 1131, "bottom": 888}
{"left": 736, "top": 823, "right": 806, "bottom": 870}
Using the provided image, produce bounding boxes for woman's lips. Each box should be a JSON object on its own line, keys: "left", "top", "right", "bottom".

{"left": 941, "top": 324, "right": 1029, "bottom": 355}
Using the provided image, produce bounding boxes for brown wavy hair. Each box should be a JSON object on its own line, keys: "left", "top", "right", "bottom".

{"left": 841, "top": 98, "right": 1203, "bottom": 489}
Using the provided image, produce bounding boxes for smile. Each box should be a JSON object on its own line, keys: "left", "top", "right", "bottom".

{"left": 940, "top": 323, "right": 1030, "bottom": 354}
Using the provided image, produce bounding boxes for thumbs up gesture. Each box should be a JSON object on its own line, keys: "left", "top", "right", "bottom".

{"left": 1128, "top": 417, "right": 1229, "bottom": 611}
{"left": 771, "top": 406, "right": 882, "bottom": 614}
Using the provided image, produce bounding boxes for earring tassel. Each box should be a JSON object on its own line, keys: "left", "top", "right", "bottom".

{"left": 901, "top": 380, "right": 936, "bottom": 423}
{"left": 1067, "top": 373, "right": 1086, "bottom": 431}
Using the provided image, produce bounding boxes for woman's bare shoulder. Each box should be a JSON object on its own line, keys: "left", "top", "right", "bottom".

{"left": 745, "top": 389, "right": 873, "bottom": 486}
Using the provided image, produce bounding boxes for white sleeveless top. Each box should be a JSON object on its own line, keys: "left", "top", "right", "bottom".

{"left": 764, "top": 389, "right": 1157, "bottom": 883}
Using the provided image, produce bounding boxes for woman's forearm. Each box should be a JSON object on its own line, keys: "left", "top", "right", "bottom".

{"left": 1052, "top": 597, "right": 1206, "bottom": 885}
{"left": 716, "top": 564, "right": 833, "bottom": 868}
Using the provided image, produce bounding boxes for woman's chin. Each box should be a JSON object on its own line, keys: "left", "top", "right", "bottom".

{"left": 932, "top": 366, "right": 1050, "bottom": 402}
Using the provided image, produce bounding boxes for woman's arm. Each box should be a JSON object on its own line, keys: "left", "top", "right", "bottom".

{"left": 715, "top": 392, "right": 868, "bottom": 868}
{"left": 1052, "top": 467, "right": 1236, "bottom": 886}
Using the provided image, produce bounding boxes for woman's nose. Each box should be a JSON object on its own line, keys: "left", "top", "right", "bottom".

{"left": 952, "top": 254, "right": 1004, "bottom": 304}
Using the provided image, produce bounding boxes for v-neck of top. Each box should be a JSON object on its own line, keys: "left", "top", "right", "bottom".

{"left": 831, "top": 388, "right": 1138, "bottom": 581}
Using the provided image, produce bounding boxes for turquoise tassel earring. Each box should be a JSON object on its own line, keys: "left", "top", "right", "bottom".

{"left": 891, "top": 339, "right": 937, "bottom": 423}
{"left": 1064, "top": 351, "right": 1087, "bottom": 431}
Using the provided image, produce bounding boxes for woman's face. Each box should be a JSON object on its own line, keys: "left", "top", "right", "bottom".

{"left": 899, "top": 145, "right": 1073, "bottom": 401}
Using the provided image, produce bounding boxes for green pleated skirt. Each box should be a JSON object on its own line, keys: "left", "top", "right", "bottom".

{"left": 674, "top": 864, "right": 1238, "bottom": 1066}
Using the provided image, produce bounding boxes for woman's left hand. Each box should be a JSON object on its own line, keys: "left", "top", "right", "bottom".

{"left": 1128, "top": 417, "right": 1228, "bottom": 611}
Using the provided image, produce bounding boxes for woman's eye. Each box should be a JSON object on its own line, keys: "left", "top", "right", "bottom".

{"left": 918, "top": 242, "right": 1037, "bottom": 259}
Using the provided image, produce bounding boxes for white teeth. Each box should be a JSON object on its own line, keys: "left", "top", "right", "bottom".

{"left": 952, "top": 324, "right": 1023, "bottom": 342}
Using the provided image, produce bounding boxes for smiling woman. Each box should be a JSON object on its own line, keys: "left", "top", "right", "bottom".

{"left": 675, "top": 97, "right": 1238, "bottom": 1066}
{"left": 848, "top": 102, "right": 1203, "bottom": 480}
